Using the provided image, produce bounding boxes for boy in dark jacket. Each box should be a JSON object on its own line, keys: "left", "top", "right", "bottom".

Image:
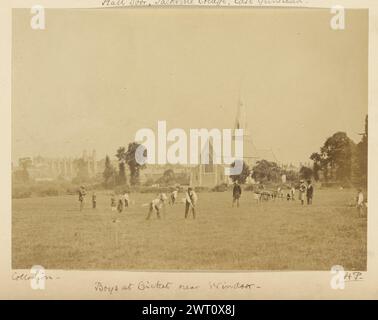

{"left": 232, "top": 181, "right": 242, "bottom": 208}
{"left": 306, "top": 180, "right": 314, "bottom": 205}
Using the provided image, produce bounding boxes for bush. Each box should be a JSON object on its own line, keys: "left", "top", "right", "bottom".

{"left": 12, "top": 188, "right": 32, "bottom": 199}
{"left": 143, "top": 178, "right": 154, "bottom": 187}
{"left": 66, "top": 187, "right": 79, "bottom": 195}
{"left": 212, "top": 183, "right": 229, "bottom": 192}
{"left": 112, "top": 185, "right": 131, "bottom": 195}
{"left": 320, "top": 182, "right": 347, "bottom": 189}
{"left": 13, "top": 180, "right": 80, "bottom": 198}
{"left": 139, "top": 186, "right": 171, "bottom": 194}
{"left": 194, "top": 186, "right": 210, "bottom": 193}
{"left": 37, "top": 187, "right": 60, "bottom": 197}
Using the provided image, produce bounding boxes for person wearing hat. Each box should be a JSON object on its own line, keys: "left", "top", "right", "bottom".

{"left": 185, "top": 187, "right": 197, "bottom": 219}
{"left": 299, "top": 180, "right": 307, "bottom": 206}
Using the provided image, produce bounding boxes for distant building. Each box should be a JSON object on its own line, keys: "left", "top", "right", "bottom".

{"left": 97, "top": 159, "right": 191, "bottom": 186}
{"left": 280, "top": 163, "right": 300, "bottom": 173}
{"left": 190, "top": 139, "right": 228, "bottom": 188}
{"left": 13, "top": 149, "right": 98, "bottom": 181}
{"left": 190, "top": 98, "right": 280, "bottom": 187}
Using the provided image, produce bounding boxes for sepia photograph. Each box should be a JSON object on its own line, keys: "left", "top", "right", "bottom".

{"left": 10, "top": 6, "right": 369, "bottom": 274}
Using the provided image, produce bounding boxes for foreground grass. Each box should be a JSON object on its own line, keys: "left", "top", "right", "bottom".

{"left": 12, "top": 189, "right": 366, "bottom": 270}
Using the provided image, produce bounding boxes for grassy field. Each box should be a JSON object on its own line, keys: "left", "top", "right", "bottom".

{"left": 12, "top": 188, "right": 367, "bottom": 271}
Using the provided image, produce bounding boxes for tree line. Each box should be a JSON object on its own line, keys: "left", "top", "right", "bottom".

{"left": 16, "top": 115, "right": 367, "bottom": 189}
{"left": 230, "top": 115, "right": 368, "bottom": 188}
{"left": 309, "top": 115, "right": 367, "bottom": 187}
{"left": 102, "top": 142, "right": 145, "bottom": 187}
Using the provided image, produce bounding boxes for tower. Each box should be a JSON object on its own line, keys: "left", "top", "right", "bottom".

{"left": 233, "top": 99, "right": 259, "bottom": 168}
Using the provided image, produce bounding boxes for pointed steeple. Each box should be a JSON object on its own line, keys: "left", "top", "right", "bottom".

{"left": 233, "top": 98, "right": 259, "bottom": 166}
{"left": 234, "top": 98, "right": 249, "bottom": 136}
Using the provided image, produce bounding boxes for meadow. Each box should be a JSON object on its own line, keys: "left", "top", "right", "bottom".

{"left": 12, "top": 188, "right": 367, "bottom": 271}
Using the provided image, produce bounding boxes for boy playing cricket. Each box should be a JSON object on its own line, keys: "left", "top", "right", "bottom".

{"left": 185, "top": 187, "right": 198, "bottom": 219}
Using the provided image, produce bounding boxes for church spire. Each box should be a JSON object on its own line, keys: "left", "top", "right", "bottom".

{"left": 234, "top": 98, "right": 249, "bottom": 136}
{"left": 233, "top": 97, "right": 259, "bottom": 165}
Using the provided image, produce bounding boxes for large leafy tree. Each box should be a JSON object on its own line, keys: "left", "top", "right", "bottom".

{"left": 252, "top": 160, "right": 281, "bottom": 183}
{"left": 125, "top": 142, "right": 146, "bottom": 186}
{"left": 320, "top": 132, "right": 355, "bottom": 181}
{"left": 356, "top": 115, "right": 368, "bottom": 187}
{"left": 103, "top": 155, "right": 116, "bottom": 187}
{"left": 310, "top": 152, "right": 322, "bottom": 181}
{"left": 309, "top": 116, "right": 367, "bottom": 186}
{"left": 281, "top": 169, "right": 299, "bottom": 182}
{"left": 156, "top": 169, "right": 175, "bottom": 185}
{"left": 310, "top": 131, "right": 356, "bottom": 182}
{"left": 115, "top": 147, "right": 127, "bottom": 185}
{"left": 230, "top": 160, "right": 250, "bottom": 184}
{"left": 299, "top": 166, "right": 313, "bottom": 180}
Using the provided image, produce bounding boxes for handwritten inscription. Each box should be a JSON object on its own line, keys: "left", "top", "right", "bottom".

{"left": 178, "top": 284, "right": 200, "bottom": 290}
{"left": 94, "top": 280, "right": 260, "bottom": 295}
{"left": 138, "top": 280, "right": 173, "bottom": 290}
{"left": 344, "top": 271, "right": 364, "bottom": 282}
{"left": 101, "top": 0, "right": 304, "bottom": 7}
{"left": 12, "top": 271, "right": 59, "bottom": 281}
{"left": 94, "top": 282, "right": 120, "bottom": 295}
{"left": 209, "top": 281, "right": 260, "bottom": 289}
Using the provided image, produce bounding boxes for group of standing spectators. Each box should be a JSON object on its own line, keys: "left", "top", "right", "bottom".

{"left": 232, "top": 179, "right": 314, "bottom": 206}
{"left": 298, "top": 179, "right": 314, "bottom": 205}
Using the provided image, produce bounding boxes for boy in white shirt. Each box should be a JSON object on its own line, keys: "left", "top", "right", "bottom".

{"left": 299, "top": 180, "right": 307, "bottom": 206}
{"left": 170, "top": 189, "right": 178, "bottom": 206}
{"left": 146, "top": 193, "right": 167, "bottom": 220}
{"left": 123, "top": 192, "right": 129, "bottom": 208}
{"left": 356, "top": 189, "right": 365, "bottom": 217}
{"left": 290, "top": 186, "right": 296, "bottom": 201}
{"left": 185, "top": 187, "right": 198, "bottom": 219}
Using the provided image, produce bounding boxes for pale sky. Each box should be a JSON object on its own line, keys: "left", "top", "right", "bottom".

{"left": 12, "top": 8, "right": 368, "bottom": 165}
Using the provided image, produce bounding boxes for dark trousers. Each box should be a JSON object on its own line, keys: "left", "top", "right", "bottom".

{"left": 124, "top": 200, "right": 128, "bottom": 208}
{"left": 232, "top": 196, "right": 240, "bottom": 207}
{"left": 185, "top": 202, "right": 195, "bottom": 219}
{"left": 92, "top": 201, "right": 96, "bottom": 209}
{"left": 307, "top": 196, "right": 313, "bottom": 205}
{"left": 147, "top": 204, "right": 160, "bottom": 220}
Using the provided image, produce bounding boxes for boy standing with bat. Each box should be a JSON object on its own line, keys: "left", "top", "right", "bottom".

{"left": 185, "top": 187, "right": 198, "bottom": 219}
